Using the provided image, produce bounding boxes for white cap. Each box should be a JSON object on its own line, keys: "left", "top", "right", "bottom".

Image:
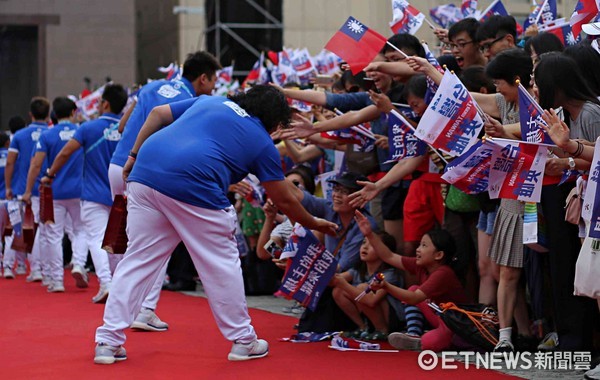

{"left": 582, "top": 22, "right": 600, "bottom": 36}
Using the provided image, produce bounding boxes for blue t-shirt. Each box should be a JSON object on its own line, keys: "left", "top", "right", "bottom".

{"left": 9, "top": 122, "right": 48, "bottom": 196}
{"left": 111, "top": 77, "right": 196, "bottom": 167}
{"left": 73, "top": 113, "right": 122, "bottom": 206}
{"left": 36, "top": 121, "right": 83, "bottom": 200}
{"left": 128, "top": 96, "right": 284, "bottom": 209}
{"left": 0, "top": 148, "right": 8, "bottom": 199}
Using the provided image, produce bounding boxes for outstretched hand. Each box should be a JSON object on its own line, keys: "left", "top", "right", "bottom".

{"left": 354, "top": 209, "right": 373, "bottom": 237}
{"left": 348, "top": 180, "right": 378, "bottom": 209}
{"left": 312, "top": 217, "right": 339, "bottom": 236}
{"left": 280, "top": 113, "right": 317, "bottom": 140}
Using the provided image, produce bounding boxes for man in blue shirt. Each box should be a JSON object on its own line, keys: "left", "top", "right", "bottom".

{"left": 43, "top": 86, "right": 128, "bottom": 303}
{"left": 3, "top": 97, "right": 49, "bottom": 281}
{"left": 24, "top": 97, "right": 87, "bottom": 293}
{"left": 93, "top": 85, "right": 337, "bottom": 364}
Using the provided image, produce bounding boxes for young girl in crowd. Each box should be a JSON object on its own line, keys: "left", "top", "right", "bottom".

{"left": 331, "top": 231, "right": 402, "bottom": 341}
{"left": 354, "top": 210, "right": 466, "bottom": 352}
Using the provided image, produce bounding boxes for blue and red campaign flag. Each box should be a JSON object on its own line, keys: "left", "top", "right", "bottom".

{"left": 390, "top": 0, "right": 426, "bottom": 35}
{"left": 415, "top": 71, "right": 484, "bottom": 157}
{"left": 386, "top": 109, "right": 427, "bottom": 163}
{"left": 488, "top": 141, "right": 548, "bottom": 203}
{"left": 582, "top": 138, "right": 600, "bottom": 237}
{"left": 442, "top": 140, "right": 498, "bottom": 194}
{"left": 518, "top": 84, "right": 554, "bottom": 144}
{"left": 430, "top": 4, "right": 463, "bottom": 28}
{"left": 324, "top": 16, "right": 387, "bottom": 75}
{"left": 479, "top": 0, "right": 509, "bottom": 22}
{"left": 570, "top": 0, "right": 600, "bottom": 37}
{"left": 523, "top": 0, "right": 557, "bottom": 30}
{"left": 276, "top": 226, "right": 338, "bottom": 311}
{"left": 243, "top": 52, "right": 265, "bottom": 88}
{"left": 462, "top": 0, "right": 479, "bottom": 18}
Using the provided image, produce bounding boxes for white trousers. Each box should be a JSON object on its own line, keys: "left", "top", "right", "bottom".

{"left": 80, "top": 201, "right": 112, "bottom": 285}
{"left": 3, "top": 197, "right": 40, "bottom": 270}
{"left": 44, "top": 198, "right": 87, "bottom": 282}
{"left": 107, "top": 163, "right": 166, "bottom": 309}
{"left": 96, "top": 182, "right": 256, "bottom": 346}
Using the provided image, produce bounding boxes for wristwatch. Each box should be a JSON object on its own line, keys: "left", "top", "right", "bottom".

{"left": 568, "top": 157, "right": 576, "bottom": 170}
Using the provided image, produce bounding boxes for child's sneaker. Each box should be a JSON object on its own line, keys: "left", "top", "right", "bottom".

{"left": 585, "top": 363, "right": 600, "bottom": 380}
{"left": 494, "top": 338, "right": 515, "bottom": 352}
{"left": 94, "top": 343, "right": 127, "bottom": 364}
{"left": 131, "top": 308, "right": 169, "bottom": 332}
{"left": 537, "top": 331, "right": 558, "bottom": 351}
{"left": 228, "top": 339, "right": 269, "bottom": 361}
{"left": 388, "top": 332, "right": 422, "bottom": 351}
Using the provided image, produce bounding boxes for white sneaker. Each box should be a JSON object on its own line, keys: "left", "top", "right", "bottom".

{"left": 47, "top": 281, "right": 65, "bottom": 293}
{"left": 15, "top": 264, "right": 27, "bottom": 275}
{"left": 3, "top": 267, "right": 14, "bottom": 279}
{"left": 92, "top": 284, "right": 110, "bottom": 304}
{"left": 26, "top": 271, "right": 43, "bottom": 282}
{"left": 228, "top": 339, "right": 269, "bottom": 361}
{"left": 94, "top": 343, "right": 127, "bottom": 365}
{"left": 131, "top": 308, "right": 169, "bottom": 332}
{"left": 71, "top": 265, "right": 89, "bottom": 288}
{"left": 537, "top": 331, "right": 558, "bottom": 351}
{"left": 585, "top": 363, "right": 600, "bottom": 380}
{"left": 41, "top": 275, "right": 51, "bottom": 287}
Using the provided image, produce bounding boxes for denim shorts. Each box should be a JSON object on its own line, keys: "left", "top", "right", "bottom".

{"left": 477, "top": 208, "right": 498, "bottom": 235}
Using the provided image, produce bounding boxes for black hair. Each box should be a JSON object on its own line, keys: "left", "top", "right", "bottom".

{"left": 476, "top": 15, "right": 517, "bottom": 42}
{"left": 485, "top": 48, "right": 533, "bottom": 88}
{"left": 228, "top": 85, "right": 291, "bottom": 132}
{"left": 387, "top": 83, "right": 407, "bottom": 104}
{"left": 402, "top": 74, "right": 427, "bottom": 100}
{"left": 425, "top": 229, "right": 457, "bottom": 266}
{"left": 285, "top": 165, "right": 316, "bottom": 195}
{"left": 437, "top": 54, "right": 461, "bottom": 74}
{"left": 563, "top": 41, "right": 600, "bottom": 97}
{"left": 448, "top": 17, "right": 481, "bottom": 42}
{"left": 340, "top": 70, "right": 366, "bottom": 92}
{"left": 52, "top": 96, "right": 77, "bottom": 119}
{"left": 524, "top": 32, "right": 564, "bottom": 57}
{"left": 0, "top": 131, "right": 9, "bottom": 148}
{"left": 102, "top": 84, "right": 128, "bottom": 114}
{"left": 460, "top": 65, "right": 496, "bottom": 93}
{"left": 357, "top": 231, "right": 397, "bottom": 280}
{"left": 383, "top": 33, "right": 426, "bottom": 58}
{"left": 30, "top": 97, "right": 50, "bottom": 120}
{"left": 182, "top": 51, "right": 221, "bottom": 82}
{"left": 8, "top": 116, "right": 26, "bottom": 134}
{"left": 534, "top": 51, "right": 600, "bottom": 111}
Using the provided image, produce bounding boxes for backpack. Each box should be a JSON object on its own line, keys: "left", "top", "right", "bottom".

{"left": 432, "top": 302, "right": 499, "bottom": 351}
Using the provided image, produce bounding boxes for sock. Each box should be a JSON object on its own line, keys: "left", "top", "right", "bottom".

{"left": 404, "top": 305, "right": 424, "bottom": 336}
{"left": 499, "top": 327, "right": 512, "bottom": 342}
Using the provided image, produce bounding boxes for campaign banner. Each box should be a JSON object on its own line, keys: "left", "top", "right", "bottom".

{"left": 386, "top": 109, "right": 427, "bottom": 162}
{"left": 488, "top": 141, "right": 548, "bottom": 203}
{"left": 582, "top": 138, "right": 600, "bottom": 237}
{"left": 75, "top": 84, "right": 106, "bottom": 120}
{"left": 462, "top": 0, "right": 480, "bottom": 17}
{"left": 430, "top": 4, "right": 463, "bottom": 28}
{"left": 390, "top": 0, "right": 426, "bottom": 35}
{"left": 415, "top": 71, "right": 484, "bottom": 157}
{"left": 518, "top": 84, "right": 554, "bottom": 144}
{"left": 441, "top": 140, "right": 498, "bottom": 194}
{"left": 523, "top": 0, "right": 557, "bottom": 30}
{"left": 277, "top": 226, "right": 339, "bottom": 311}
{"left": 6, "top": 200, "right": 22, "bottom": 237}
{"left": 479, "top": 0, "right": 509, "bottom": 21}
{"left": 243, "top": 175, "right": 265, "bottom": 208}
{"left": 290, "top": 48, "right": 317, "bottom": 77}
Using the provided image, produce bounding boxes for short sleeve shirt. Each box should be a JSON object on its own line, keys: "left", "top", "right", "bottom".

{"left": 401, "top": 256, "right": 467, "bottom": 304}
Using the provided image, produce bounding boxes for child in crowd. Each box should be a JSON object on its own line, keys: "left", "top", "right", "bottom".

{"left": 331, "top": 231, "right": 402, "bottom": 341}
{"left": 355, "top": 210, "right": 466, "bottom": 351}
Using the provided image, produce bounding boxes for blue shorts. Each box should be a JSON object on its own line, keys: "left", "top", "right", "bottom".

{"left": 477, "top": 208, "right": 498, "bottom": 235}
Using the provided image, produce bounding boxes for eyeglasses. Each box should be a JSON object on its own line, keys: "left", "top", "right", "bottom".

{"left": 479, "top": 35, "right": 506, "bottom": 53}
{"left": 449, "top": 40, "right": 474, "bottom": 50}
{"left": 291, "top": 180, "right": 305, "bottom": 190}
{"left": 332, "top": 185, "right": 351, "bottom": 195}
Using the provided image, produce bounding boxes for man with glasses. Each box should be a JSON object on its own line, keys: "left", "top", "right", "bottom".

{"left": 476, "top": 15, "right": 518, "bottom": 60}
{"left": 448, "top": 18, "right": 487, "bottom": 69}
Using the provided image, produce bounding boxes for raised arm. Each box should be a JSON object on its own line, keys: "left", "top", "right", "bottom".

{"left": 354, "top": 210, "right": 404, "bottom": 270}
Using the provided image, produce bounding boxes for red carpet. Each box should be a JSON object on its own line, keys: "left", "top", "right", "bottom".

{"left": 0, "top": 272, "right": 516, "bottom": 379}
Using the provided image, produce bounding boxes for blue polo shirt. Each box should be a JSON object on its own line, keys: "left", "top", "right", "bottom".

{"left": 36, "top": 121, "right": 83, "bottom": 200}
{"left": 128, "top": 96, "right": 284, "bottom": 209}
{"left": 73, "top": 113, "right": 122, "bottom": 206}
{"left": 111, "top": 77, "right": 196, "bottom": 167}
{"left": 300, "top": 192, "right": 377, "bottom": 272}
{"left": 0, "top": 148, "right": 8, "bottom": 199}
{"left": 9, "top": 122, "right": 48, "bottom": 196}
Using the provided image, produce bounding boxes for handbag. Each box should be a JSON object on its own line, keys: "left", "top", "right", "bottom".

{"left": 445, "top": 185, "right": 480, "bottom": 213}
{"left": 564, "top": 181, "right": 583, "bottom": 225}
{"left": 102, "top": 195, "right": 129, "bottom": 254}
{"left": 39, "top": 185, "right": 55, "bottom": 224}
{"left": 574, "top": 227, "right": 600, "bottom": 299}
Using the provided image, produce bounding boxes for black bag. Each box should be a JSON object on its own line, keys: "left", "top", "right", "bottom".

{"left": 435, "top": 303, "right": 499, "bottom": 351}
{"left": 297, "top": 287, "right": 356, "bottom": 333}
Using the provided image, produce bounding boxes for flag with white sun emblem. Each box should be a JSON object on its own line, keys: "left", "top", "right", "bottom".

{"left": 324, "top": 16, "right": 387, "bottom": 75}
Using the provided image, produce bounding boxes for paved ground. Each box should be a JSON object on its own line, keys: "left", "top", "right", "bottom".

{"left": 179, "top": 283, "right": 590, "bottom": 379}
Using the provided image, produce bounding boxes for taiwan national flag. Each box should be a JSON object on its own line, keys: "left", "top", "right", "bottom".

{"left": 324, "top": 17, "right": 387, "bottom": 75}
{"left": 570, "top": 0, "right": 600, "bottom": 37}
{"left": 479, "top": 0, "right": 509, "bottom": 22}
{"left": 390, "top": 0, "right": 426, "bottom": 35}
{"left": 542, "top": 20, "right": 582, "bottom": 46}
